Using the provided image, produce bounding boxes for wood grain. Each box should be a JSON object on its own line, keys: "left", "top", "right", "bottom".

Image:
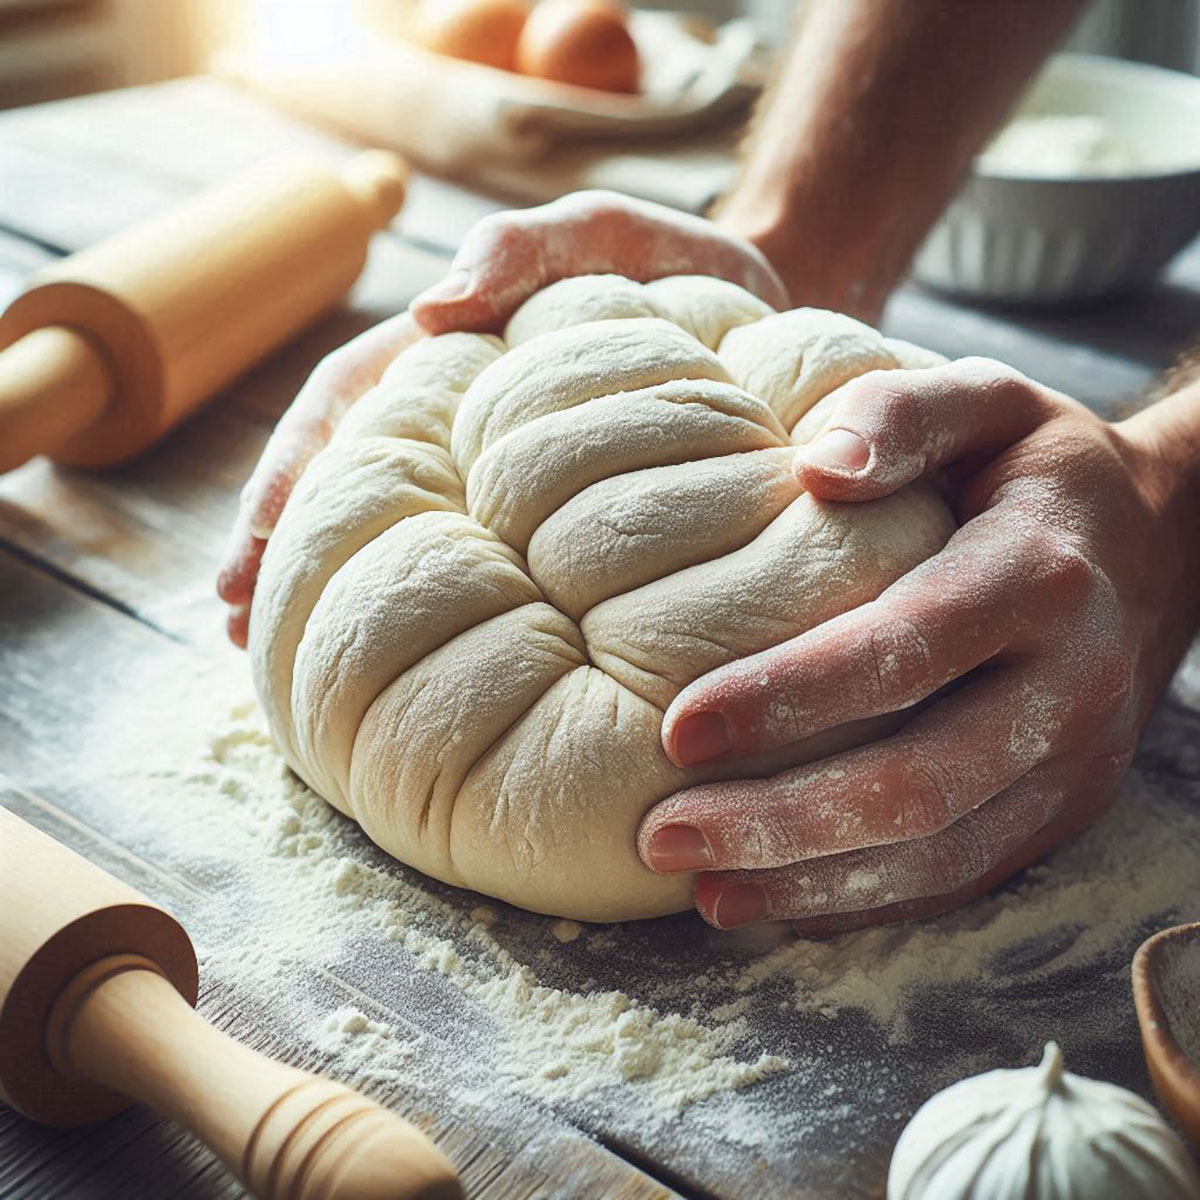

{"left": 0, "top": 153, "right": 408, "bottom": 471}
{"left": 0, "top": 82, "right": 691, "bottom": 1193}
{"left": 0, "top": 78, "right": 506, "bottom": 254}
{"left": 0, "top": 556, "right": 684, "bottom": 1200}
{"left": 2, "top": 76, "right": 1200, "bottom": 1200}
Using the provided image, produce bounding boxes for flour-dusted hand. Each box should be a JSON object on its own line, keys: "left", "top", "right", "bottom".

{"left": 410, "top": 191, "right": 789, "bottom": 335}
{"left": 639, "top": 357, "right": 1200, "bottom": 933}
{"left": 219, "top": 192, "right": 784, "bottom": 648}
{"left": 217, "top": 312, "right": 423, "bottom": 647}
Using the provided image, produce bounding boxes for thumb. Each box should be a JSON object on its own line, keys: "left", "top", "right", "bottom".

{"left": 796, "top": 357, "right": 1053, "bottom": 502}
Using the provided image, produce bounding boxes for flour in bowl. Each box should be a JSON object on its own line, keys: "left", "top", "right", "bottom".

{"left": 979, "top": 114, "right": 1141, "bottom": 176}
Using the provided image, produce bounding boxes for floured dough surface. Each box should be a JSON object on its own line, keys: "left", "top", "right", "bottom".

{"left": 250, "top": 276, "right": 955, "bottom": 920}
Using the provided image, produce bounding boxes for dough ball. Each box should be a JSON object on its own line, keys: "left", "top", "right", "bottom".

{"left": 516, "top": 0, "right": 640, "bottom": 94}
{"left": 250, "top": 274, "right": 956, "bottom": 921}
{"left": 412, "top": 0, "right": 530, "bottom": 72}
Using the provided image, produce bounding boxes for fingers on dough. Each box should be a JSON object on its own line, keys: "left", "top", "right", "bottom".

{"left": 791, "top": 338, "right": 952, "bottom": 447}
{"left": 583, "top": 483, "right": 954, "bottom": 710}
{"left": 250, "top": 275, "right": 958, "bottom": 921}
{"left": 718, "top": 309, "right": 902, "bottom": 436}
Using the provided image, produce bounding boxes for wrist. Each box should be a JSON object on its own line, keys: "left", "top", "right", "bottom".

{"left": 1118, "top": 382, "right": 1200, "bottom": 678}
{"left": 1121, "top": 379, "right": 1200, "bottom": 529}
{"left": 715, "top": 198, "right": 888, "bottom": 326}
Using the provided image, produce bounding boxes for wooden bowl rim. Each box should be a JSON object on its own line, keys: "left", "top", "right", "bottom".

{"left": 1133, "top": 922, "right": 1200, "bottom": 1135}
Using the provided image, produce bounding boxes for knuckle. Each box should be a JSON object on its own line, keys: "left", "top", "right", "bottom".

{"left": 1026, "top": 531, "right": 1098, "bottom": 604}
{"left": 565, "top": 188, "right": 625, "bottom": 214}
{"left": 864, "top": 615, "right": 934, "bottom": 710}
{"left": 857, "top": 374, "right": 924, "bottom": 432}
{"left": 935, "top": 817, "right": 995, "bottom": 889}
{"left": 952, "top": 355, "right": 1020, "bottom": 386}
{"left": 952, "top": 357, "right": 1037, "bottom": 404}
{"left": 1027, "top": 777, "right": 1070, "bottom": 827}
{"left": 464, "top": 210, "right": 526, "bottom": 258}
{"left": 895, "top": 752, "right": 960, "bottom": 839}
{"left": 1085, "top": 647, "right": 1134, "bottom": 713}
{"left": 834, "top": 374, "right": 929, "bottom": 457}
{"left": 559, "top": 189, "right": 638, "bottom": 232}
{"left": 473, "top": 208, "right": 518, "bottom": 238}
{"left": 310, "top": 346, "right": 347, "bottom": 385}
{"left": 733, "top": 808, "right": 803, "bottom": 869}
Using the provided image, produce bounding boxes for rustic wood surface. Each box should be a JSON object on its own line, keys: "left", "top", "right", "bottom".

{"left": 1, "top": 77, "right": 1199, "bottom": 1200}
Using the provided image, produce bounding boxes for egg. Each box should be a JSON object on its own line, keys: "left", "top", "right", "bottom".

{"left": 412, "top": 0, "right": 530, "bottom": 72}
{"left": 516, "top": 0, "right": 640, "bottom": 94}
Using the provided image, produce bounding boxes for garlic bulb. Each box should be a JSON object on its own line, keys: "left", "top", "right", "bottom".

{"left": 889, "top": 1043, "right": 1200, "bottom": 1200}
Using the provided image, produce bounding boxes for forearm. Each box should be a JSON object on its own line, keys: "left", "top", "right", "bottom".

{"left": 718, "top": 0, "right": 1087, "bottom": 320}
{"left": 1120, "top": 369, "right": 1200, "bottom": 684}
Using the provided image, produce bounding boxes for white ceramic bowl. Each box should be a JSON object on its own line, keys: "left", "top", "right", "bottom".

{"left": 911, "top": 54, "right": 1200, "bottom": 304}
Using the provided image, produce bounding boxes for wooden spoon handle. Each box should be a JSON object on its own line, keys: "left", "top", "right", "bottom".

{"left": 49, "top": 955, "right": 461, "bottom": 1200}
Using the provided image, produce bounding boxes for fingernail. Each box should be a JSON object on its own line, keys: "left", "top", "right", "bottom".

{"left": 227, "top": 605, "right": 250, "bottom": 650}
{"left": 648, "top": 825, "right": 712, "bottom": 872}
{"left": 801, "top": 428, "right": 869, "bottom": 473}
{"left": 671, "top": 710, "right": 733, "bottom": 766}
{"left": 416, "top": 268, "right": 471, "bottom": 306}
{"left": 713, "top": 884, "right": 769, "bottom": 929}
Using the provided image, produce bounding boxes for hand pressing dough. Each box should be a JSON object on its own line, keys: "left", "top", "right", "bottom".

{"left": 249, "top": 275, "right": 956, "bottom": 921}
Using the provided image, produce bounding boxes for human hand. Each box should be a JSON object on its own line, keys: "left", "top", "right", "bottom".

{"left": 217, "top": 312, "right": 422, "bottom": 647}
{"left": 218, "top": 191, "right": 785, "bottom": 646}
{"left": 638, "top": 358, "right": 1200, "bottom": 934}
{"left": 410, "top": 189, "right": 788, "bottom": 334}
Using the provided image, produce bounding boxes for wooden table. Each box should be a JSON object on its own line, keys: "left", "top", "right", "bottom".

{"left": 2, "top": 78, "right": 1199, "bottom": 1200}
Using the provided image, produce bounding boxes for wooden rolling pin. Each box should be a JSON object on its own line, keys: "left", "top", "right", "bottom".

{"left": 0, "top": 808, "right": 461, "bottom": 1200}
{"left": 0, "top": 150, "right": 407, "bottom": 474}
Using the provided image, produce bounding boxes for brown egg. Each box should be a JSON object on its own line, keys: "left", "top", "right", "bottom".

{"left": 412, "top": 0, "right": 530, "bottom": 72}
{"left": 516, "top": 0, "right": 640, "bottom": 94}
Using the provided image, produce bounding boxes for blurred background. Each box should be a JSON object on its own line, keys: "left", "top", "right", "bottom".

{"left": 1, "top": 0, "right": 1197, "bottom": 113}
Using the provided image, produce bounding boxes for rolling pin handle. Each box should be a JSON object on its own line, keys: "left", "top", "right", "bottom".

{"left": 340, "top": 150, "right": 409, "bottom": 229}
{"left": 50, "top": 956, "right": 462, "bottom": 1200}
{"left": 0, "top": 325, "right": 112, "bottom": 473}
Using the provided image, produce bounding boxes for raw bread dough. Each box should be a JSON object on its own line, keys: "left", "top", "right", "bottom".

{"left": 249, "top": 275, "right": 955, "bottom": 920}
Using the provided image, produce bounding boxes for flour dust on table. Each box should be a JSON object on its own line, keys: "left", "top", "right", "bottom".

{"left": 79, "top": 635, "right": 1200, "bottom": 1185}
{"left": 89, "top": 656, "right": 787, "bottom": 1123}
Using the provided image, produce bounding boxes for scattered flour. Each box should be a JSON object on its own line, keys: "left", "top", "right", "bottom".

{"left": 317, "top": 1006, "right": 416, "bottom": 1079}
{"left": 87, "top": 656, "right": 786, "bottom": 1123}
{"left": 75, "top": 641, "right": 1200, "bottom": 1187}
